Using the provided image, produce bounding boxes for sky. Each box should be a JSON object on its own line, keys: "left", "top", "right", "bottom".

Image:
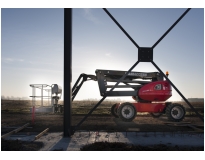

{"left": 1, "top": 7, "right": 204, "bottom": 101}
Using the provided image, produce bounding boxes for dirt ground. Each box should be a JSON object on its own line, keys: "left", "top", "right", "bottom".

{"left": 80, "top": 142, "right": 204, "bottom": 151}
{"left": 1, "top": 100, "right": 204, "bottom": 151}
{"left": 1, "top": 113, "right": 204, "bottom": 151}
{"left": 1, "top": 100, "right": 204, "bottom": 133}
{"left": 1, "top": 112, "right": 204, "bottom": 133}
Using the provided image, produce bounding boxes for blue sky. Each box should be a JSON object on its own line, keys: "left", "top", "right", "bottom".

{"left": 1, "top": 8, "right": 204, "bottom": 101}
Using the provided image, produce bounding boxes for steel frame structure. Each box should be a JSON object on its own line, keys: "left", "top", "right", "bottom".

{"left": 64, "top": 9, "right": 72, "bottom": 136}
{"left": 63, "top": 8, "right": 203, "bottom": 137}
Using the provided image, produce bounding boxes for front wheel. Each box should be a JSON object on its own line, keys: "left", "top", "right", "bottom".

{"left": 111, "top": 103, "right": 119, "bottom": 118}
{"left": 117, "top": 102, "right": 136, "bottom": 122}
{"left": 166, "top": 103, "right": 186, "bottom": 122}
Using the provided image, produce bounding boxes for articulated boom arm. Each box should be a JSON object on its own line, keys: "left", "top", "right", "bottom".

{"left": 72, "top": 73, "right": 96, "bottom": 101}
{"left": 95, "top": 69, "right": 163, "bottom": 97}
{"left": 96, "top": 69, "right": 163, "bottom": 80}
{"left": 72, "top": 69, "right": 164, "bottom": 101}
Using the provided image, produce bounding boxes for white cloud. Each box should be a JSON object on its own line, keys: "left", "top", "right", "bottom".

{"left": 83, "top": 8, "right": 101, "bottom": 24}
{"left": 2, "top": 58, "right": 24, "bottom": 63}
{"left": 105, "top": 53, "right": 111, "bottom": 57}
{"left": 5, "top": 58, "right": 14, "bottom": 62}
{"left": 2, "top": 65, "right": 63, "bottom": 73}
{"left": 28, "top": 61, "right": 62, "bottom": 67}
{"left": 17, "top": 59, "right": 24, "bottom": 62}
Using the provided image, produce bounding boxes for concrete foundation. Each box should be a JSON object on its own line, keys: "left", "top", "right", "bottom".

{"left": 4, "top": 131, "right": 204, "bottom": 151}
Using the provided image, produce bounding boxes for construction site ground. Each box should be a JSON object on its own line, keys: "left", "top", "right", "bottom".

{"left": 1, "top": 100, "right": 204, "bottom": 151}
{"left": 1, "top": 113, "right": 204, "bottom": 151}
{"left": 1, "top": 112, "right": 204, "bottom": 133}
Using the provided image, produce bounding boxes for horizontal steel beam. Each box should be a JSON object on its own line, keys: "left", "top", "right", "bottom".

{"left": 105, "top": 91, "right": 137, "bottom": 96}
{"left": 106, "top": 78, "right": 151, "bottom": 84}
{"left": 106, "top": 85, "right": 141, "bottom": 88}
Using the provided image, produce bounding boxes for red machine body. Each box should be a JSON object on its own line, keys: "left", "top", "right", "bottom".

{"left": 133, "top": 103, "right": 166, "bottom": 112}
{"left": 116, "top": 102, "right": 166, "bottom": 113}
{"left": 138, "top": 80, "right": 172, "bottom": 102}
{"left": 116, "top": 80, "right": 172, "bottom": 113}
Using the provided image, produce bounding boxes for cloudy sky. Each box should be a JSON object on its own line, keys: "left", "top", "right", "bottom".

{"left": 1, "top": 7, "right": 204, "bottom": 101}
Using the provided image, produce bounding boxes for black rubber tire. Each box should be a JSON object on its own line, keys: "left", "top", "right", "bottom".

{"left": 166, "top": 103, "right": 186, "bottom": 122}
{"left": 111, "top": 103, "right": 119, "bottom": 118}
{"left": 150, "top": 112, "right": 163, "bottom": 118}
{"left": 60, "top": 105, "right": 63, "bottom": 113}
{"left": 117, "top": 102, "right": 136, "bottom": 122}
{"left": 54, "top": 105, "right": 58, "bottom": 113}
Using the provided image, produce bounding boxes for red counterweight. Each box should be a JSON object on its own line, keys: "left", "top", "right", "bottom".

{"left": 138, "top": 80, "right": 172, "bottom": 102}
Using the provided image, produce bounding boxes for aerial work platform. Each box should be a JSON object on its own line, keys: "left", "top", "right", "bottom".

{"left": 29, "top": 84, "right": 63, "bottom": 113}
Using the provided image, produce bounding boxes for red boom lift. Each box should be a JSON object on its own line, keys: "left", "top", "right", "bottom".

{"left": 72, "top": 69, "right": 186, "bottom": 122}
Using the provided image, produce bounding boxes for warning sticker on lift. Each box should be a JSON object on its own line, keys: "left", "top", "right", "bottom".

{"left": 126, "top": 72, "right": 147, "bottom": 77}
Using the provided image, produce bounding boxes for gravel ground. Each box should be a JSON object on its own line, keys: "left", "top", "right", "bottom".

{"left": 80, "top": 142, "right": 204, "bottom": 151}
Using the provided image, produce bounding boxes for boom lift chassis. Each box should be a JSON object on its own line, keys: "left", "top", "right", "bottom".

{"left": 67, "top": 8, "right": 203, "bottom": 135}
{"left": 73, "top": 69, "right": 183, "bottom": 122}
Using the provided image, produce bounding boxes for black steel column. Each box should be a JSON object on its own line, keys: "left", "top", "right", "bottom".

{"left": 64, "top": 8, "right": 72, "bottom": 137}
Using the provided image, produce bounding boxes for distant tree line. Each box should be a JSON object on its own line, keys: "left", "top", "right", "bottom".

{"left": 182, "top": 98, "right": 204, "bottom": 102}
{"left": 1, "top": 95, "right": 30, "bottom": 100}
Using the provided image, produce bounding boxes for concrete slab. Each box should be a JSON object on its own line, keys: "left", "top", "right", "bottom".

{"left": 4, "top": 131, "right": 204, "bottom": 151}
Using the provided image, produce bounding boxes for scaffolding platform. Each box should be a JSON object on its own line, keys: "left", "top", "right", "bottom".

{"left": 29, "top": 84, "right": 63, "bottom": 113}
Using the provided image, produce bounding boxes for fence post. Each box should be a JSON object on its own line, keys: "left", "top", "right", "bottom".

{"left": 32, "top": 106, "right": 35, "bottom": 125}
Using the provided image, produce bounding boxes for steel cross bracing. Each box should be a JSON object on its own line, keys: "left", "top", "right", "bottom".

{"left": 70, "top": 8, "right": 203, "bottom": 134}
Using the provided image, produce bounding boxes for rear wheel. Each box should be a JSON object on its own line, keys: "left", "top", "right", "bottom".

{"left": 117, "top": 102, "right": 136, "bottom": 122}
{"left": 150, "top": 112, "right": 163, "bottom": 118}
{"left": 111, "top": 103, "right": 119, "bottom": 118}
{"left": 166, "top": 103, "right": 185, "bottom": 122}
{"left": 60, "top": 105, "right": 63, "bottom": 113}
